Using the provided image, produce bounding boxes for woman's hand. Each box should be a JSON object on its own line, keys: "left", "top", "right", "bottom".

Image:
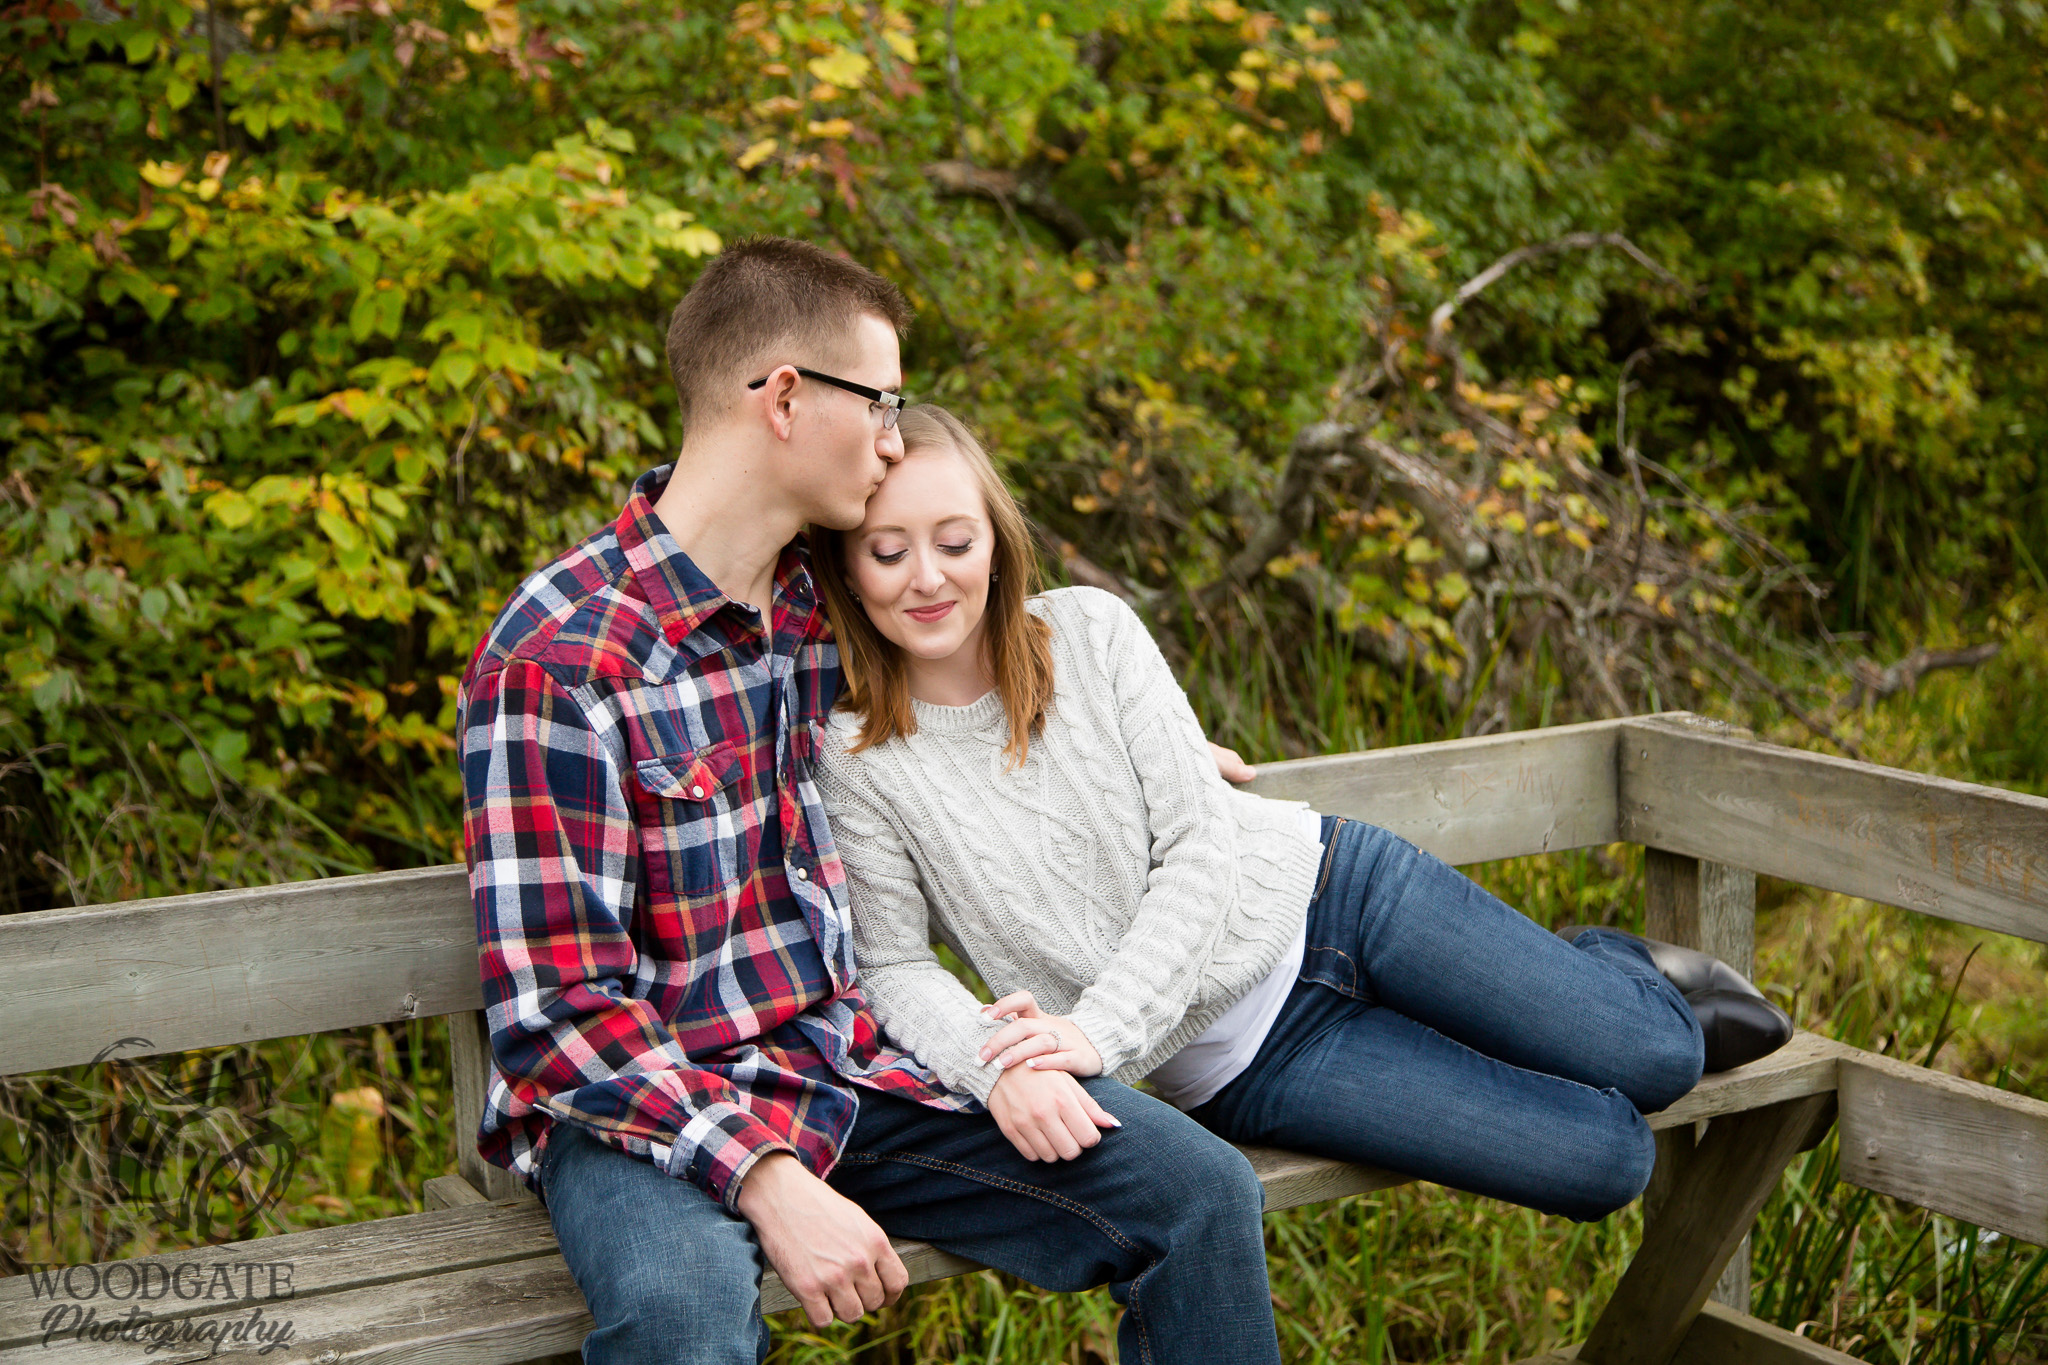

{"left": 1207, "top": 741, "right": 1256, "bottom": 784}
{"left": 985, "top": 1063, "right": 1122, "bottom": 1162}
{"left": 979, "top": 991, "right": 1104, "bottom": 1077}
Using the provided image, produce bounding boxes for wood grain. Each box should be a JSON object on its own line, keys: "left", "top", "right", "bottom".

{"left": 1645, "top": 846, "right": 1762, "bottom": 1313}
{"left": 1247, "top": 719, "right": 1623, "bottom": 866}
{"left": 0, "top": 1200, "right": 561, "bottom": 1350}
{"left": 1579, "top": 1093, "right": 1838, "bottom": 1365}
{"left": 446, "top": 1010, "right": 527, "bottom": 1203}
{"left": 1239, "top": 1145, "right": 1408, "bottom": 1210}
{"left": 1619, "top": 714, "right": 2048, "bottom": 944}
{"left": 1838, "top": 1049, "right": 2048, "bottom": 1244}
{"left": 421, "top": 1175, "right": 488, "bottom": 1211}
{"left": 1671, "top": 1300, "right": 1864, "bottom": 1365}
{"left": 1648, "top": 1032, "right": 1847, "bottom": 1132}
{"left": 0, "top": 865, "right": 477, "bottom": 1077}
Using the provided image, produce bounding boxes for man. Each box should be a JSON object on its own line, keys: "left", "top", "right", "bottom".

{"left": 458, "top": 237, "right": 1280, "bottom": 1365}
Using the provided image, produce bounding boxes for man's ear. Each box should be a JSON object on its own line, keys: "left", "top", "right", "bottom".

{"left": 757, "top": 365, "right": 803, "bottom": 442}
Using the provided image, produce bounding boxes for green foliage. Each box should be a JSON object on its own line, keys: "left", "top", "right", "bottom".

{"left": 3, "top": 0, "right": 2046, "bottom": 1354}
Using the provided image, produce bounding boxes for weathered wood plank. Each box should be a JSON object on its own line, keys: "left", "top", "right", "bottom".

{"left": 1645, "top": 849, "right": 1757, "bottom": 978}
{"left": 1648, "top": 1031, "right": 1847, "bottom": 1132}
{"left": 1838, "top": 1050, "right": 2048, "bottom": 1244}
{"left": 0, "top": 1200, "right": 561, "bottom": 1350}
{"left": 2, "top": 1252, "right": 591, "bottom": 1365}
{"left": 1645, "top": 846, "right": 1762, "bottom": 1313}
{"left": 1523, "top": 1303, "right": 1862, "bottom": 1365}
{"left": 1619, "top": 713, "right": 2048, "bottom": 944}
{"left": 422, "top": 1174, "right": 489, "bottom": 1211}
{"left": 1579, "top": 1093, "right": 1838, "bottom": 1365}
{"left": 1241, "top": 1145, "right": 1407, "bottom": 1210}
{"left": 1671, "top": 1300, "right": 1864, "bottom": 1365}
{"left": 447, "top": 1010, "right": 528, "bottom": 1203}
{"left": 0, "top": 865, "right": 478, "bottom": 1077}
{"left": 1248, "top": 719, "right": 1623, "bottom": 866}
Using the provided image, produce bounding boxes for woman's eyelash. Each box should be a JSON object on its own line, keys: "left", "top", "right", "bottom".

{"left": 869, "top": 540, "right": 973, "bottom": 565}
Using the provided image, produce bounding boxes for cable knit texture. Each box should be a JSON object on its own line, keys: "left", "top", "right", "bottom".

{"left": 817, "top": 586, "right": 1323, "bottom": 1102}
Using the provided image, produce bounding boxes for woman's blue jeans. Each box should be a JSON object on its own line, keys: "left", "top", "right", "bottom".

{"left": 1188, "top": 815, "right": 1706, "bottom": 1222}
{"left": 539, "top": 1076, "right": 1280, "bottom": 1365}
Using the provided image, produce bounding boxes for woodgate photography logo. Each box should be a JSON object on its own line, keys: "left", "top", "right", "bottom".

{"left": 6, "top": 1036, "right": 306, "bottom": 1352}
{"left": 24, "top": 1261, "right": 297, "bottom": 1356}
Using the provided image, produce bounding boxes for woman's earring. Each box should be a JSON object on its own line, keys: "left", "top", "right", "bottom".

{"left": 847, "top": 590, "right": 861, "bottom": 604}
{"left": 990, "top": 570, "right": 1001, "bottom": 583}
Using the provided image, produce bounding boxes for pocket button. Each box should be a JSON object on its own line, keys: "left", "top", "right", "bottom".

{"left": 794, "top": 866, "right": 809, "bottom": 881}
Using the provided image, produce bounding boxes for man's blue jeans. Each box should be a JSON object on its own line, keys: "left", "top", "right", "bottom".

{"left": 1189, "top": 815, "right": 1705, "bottom": 1222}
{"left": 539, "top": 1077, "right": 1280, "bottom": 1365}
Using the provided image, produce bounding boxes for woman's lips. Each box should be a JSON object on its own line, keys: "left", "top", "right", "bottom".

{"left": 904, "top": 601, "right": 956, "bottom": 623}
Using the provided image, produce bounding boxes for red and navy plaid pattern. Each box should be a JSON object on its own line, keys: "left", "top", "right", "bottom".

{"left": 458, "top": 465, "right": 971, "bottom": 1209}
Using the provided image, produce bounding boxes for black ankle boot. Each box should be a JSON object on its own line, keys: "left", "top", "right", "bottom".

{"left": 1556, "top": 924, "right": 1794, "bottom": 1073}
{"left": 1684, "top": 988, "right": 1795, "bottom": 1074}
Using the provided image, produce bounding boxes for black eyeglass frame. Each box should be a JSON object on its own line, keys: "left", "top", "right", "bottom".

{"left": 746, "top": 366, "right": 905, "bottom": 430}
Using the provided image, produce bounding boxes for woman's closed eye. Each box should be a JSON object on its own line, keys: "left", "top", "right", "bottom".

{"left": 869, "top": 541, "right": 974, "bottom": 565}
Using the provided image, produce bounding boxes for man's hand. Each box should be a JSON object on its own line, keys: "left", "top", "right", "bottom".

{"left": 986, "top": 1063, "right": 1122, "bottom": 1162}
{"left": 734, "top": 1151, "right": 908, "bottom": 1329}
{"left": 1208, "top": 740, "right": 1255, "bottom": 783}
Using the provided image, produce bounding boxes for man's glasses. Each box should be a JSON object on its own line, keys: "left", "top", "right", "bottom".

{"left": 746, "top": 366, "right": 905, "bottom": 430}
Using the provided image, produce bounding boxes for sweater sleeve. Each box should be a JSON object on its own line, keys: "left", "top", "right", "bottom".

{"left": 1056, "top": 589, "right": 1243, "bottom": 1076}
{"left": 820, "top": 739, "right": 1002, "bottom": 1104}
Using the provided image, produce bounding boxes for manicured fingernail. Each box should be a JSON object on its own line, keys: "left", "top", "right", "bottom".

{"left": 1107, "top": 1117, "right": 1123, "bottom": 1127}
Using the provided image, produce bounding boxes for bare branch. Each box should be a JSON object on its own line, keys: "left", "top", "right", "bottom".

{"left": 922, "top": 160, "right": 1097, "bottom": 254}
{"left": 1827, "top": 642, "right": 2002, "bottom": 716}
{"left": 1356, "top": 436, "right": 1493, "bottom": 571}
{"left": 1429, "top": 232, "right": 1687, "bottom": 343}
{"left": 1212, "top": 421, "right": 1353, "bottom": 590}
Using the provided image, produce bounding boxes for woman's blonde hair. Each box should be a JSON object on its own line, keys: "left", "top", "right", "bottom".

{"left": 812, "top": 405, "right": 1055, "bottom": 767}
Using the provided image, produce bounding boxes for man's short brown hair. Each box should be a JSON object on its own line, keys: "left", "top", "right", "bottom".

{"left": 664, "top": 237, "right": 913, "bottom": 434}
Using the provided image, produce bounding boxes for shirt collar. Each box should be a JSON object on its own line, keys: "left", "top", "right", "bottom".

{"left": 615, "top": 464, "right": 825, "bottom": 649}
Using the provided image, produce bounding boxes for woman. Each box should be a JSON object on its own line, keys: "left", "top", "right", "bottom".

{"left": 812, "top": 405, "right": 1793, "bottom": 1220}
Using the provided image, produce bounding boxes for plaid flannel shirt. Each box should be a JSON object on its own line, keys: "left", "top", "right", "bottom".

{"left": 458, "top": 465, "right": 972, "bottom": 1210}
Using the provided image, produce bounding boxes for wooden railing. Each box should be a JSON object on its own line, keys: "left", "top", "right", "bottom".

{"left": 2, "top": 711, "right": 2044, "bottom": 1365}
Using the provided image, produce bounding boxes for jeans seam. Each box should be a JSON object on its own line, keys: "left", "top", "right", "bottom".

{"left": 1312, "top": 817, "right": 1347, "bottom": 900}
{"left": 832, "top": 1151, "right": 1145, "bottom": 1254}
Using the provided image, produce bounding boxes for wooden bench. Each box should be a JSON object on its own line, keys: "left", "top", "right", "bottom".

{"left": 3, "top": 713, "right": 2044, "bottom": 1365}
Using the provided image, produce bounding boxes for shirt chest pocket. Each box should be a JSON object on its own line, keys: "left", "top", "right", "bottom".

{"left": 634, "top": 741, "right": 748, "bottom": 901}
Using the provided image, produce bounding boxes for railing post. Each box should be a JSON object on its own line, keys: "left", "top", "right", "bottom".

{"left": 1643, "top": 847, "right": 1759, "bottom": 1314}
{"left": 449, "top": 1007, "right": 533, "bottom": 1202}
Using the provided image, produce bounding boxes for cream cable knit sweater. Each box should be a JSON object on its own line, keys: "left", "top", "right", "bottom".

{"left": 817, "top": 586, "right": 1324, "bottom": 1103}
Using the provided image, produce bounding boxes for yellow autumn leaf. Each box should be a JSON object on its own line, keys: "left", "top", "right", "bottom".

{"left": 1228, "top": 70, "right": 1261, "bottom": 93}
{"left": 1073, "top": 269, "right": 1098, "bottom": 292}
{"left": 736, "top": 138, "right": 778, "bottom": 170}
{"left": 806, "top": 118, "right": 854, "bottom": 139}
{"left": 485, "top": 5, "right": 521, "bottom": 45}
{"left": 1564, "top": 527, "right": 1592, "bottom": 550}
{"left": 675, "top": 226, "right": 722, "bottom": 257}
{"left": 1072, "top": 494, "right": 1100, "bottom": 514}
{"left": 1632, "top": 581, "right": 1660, "bottom": 603}
{"left": 140, "top": 159, "right": 188, "bottom": 187}
{"left": 807, "top": 48, "right": 872, "bottom": 89}
{"left": 883, "top": 31, "right": 917, "bottom": 63}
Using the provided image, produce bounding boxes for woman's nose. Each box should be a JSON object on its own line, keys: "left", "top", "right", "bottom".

{"left": 909, "top": 552, "right": 946, "bottom": 595}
